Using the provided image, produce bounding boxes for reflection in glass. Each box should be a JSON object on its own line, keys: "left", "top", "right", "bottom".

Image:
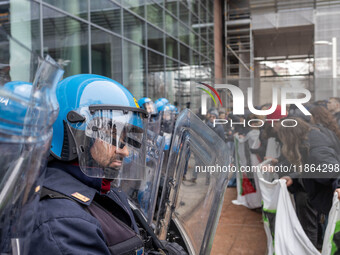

{"left": 148, "top": 51, "right": 164, "bottom": 99}
{"left": 208, "top": 0, "right": 213, "bottom": 16}
{"left": 165, "top": 0, "right": 177, "bottom": 16}
{"left": 43, "top": 0, "right": 88, "bottom": 20}
{"left": 200, "top": 39, "right": 207, "bottom": 58}
{"left": 192, "top": 0, "right": 199, "bottom": 16}
{"left": 165, "top": 13, "right": 177, "bottom": 38}
{"left": 147, "top": 1, "right": 163, "bottom": 29}
{"left": 31, "top": 2, "right": 41, "bottom": 56}
{"left": 201, "top": 26, "right": 208, "bottom": 42}
{"left": 124, "top": 10, "right": 145, "bottom": 45}
{"left": 179, "top": 3, "right": 189, "bottom": 25}
{"left": 91, "top": 0, "right": 121, "bottom": 35}
{"left": 166, "top": 35, "right": 178, "bottom": 59}
{"left": 123, "top": 40, "right": 145, "bottom": 99}
{"left": 148, "top": 25, "right": 164, "bottom": 54}
{"left": 208, "top": 45, "right": 214, "bottom": 61}
{"left": 208, "top": 12, "right": 213, "bottom": 23}
{"left": 179, "top": 24, "right": 189, "bottom": 45}
{"left": 165, "top": 58, "right": 179, "bottom": 103}
{"left": 175, "top": 151, "right": 215, "bottom": 254}
{"left": 43, "top": 6, "right": 89, "bottom": 77}
{"left": 208, "top": 28, "right": 214, "bottom": 45}
{"left": 178, "top": 65, "right": 191, "bottom": 107}
{"left": 180, "top": 43, "right": 190, "bottom": 64}
{"left": 121, "top": 0, "right": 145, "bottom": 17}
{"left": 200, "top": 3, "right": 207, "bottom": 24}
{"left": 91, "top": 27, "right": 122, "bottom": 83}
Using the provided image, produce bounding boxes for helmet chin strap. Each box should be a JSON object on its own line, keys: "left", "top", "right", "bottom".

{"left": 103, "top": 167, "right": 120, "bottom": 179}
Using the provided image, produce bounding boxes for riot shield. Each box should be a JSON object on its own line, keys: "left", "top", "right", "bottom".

{"left": 160, "top": 106, "right": 176, "bottom": 151}
{"left": 0, "top": 28, "right": 64, "bottom": 254}
{"left": 157, "top": 109, "right": 230, "bottom": 255}
{"left": 148, "top": 113, "right": 162, "bottom": 136}
{"left": 118, "top": 130, "right": 165, "bottom": 224}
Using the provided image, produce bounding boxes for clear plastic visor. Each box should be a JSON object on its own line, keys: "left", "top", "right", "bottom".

{"left": 69, "top": 107, "right": 148, "bottom": 180}
{"left": 143, "top": 101, "right": 157, "bottom": 115}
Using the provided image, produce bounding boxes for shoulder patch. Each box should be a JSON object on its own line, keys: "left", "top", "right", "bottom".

{"left": 71, "top": 192, "right": 90, "bottom": 203}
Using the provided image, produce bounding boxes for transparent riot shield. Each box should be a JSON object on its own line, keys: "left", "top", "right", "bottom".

{"left": 0, "top": 28, "right": 64, "bottom": 254}
{"left": 157, "top": 109, "right": 230, "bottom": 255}
{"left": 160, "top": 106, "right": 176, "bottom": 151}
{"left": 118, "top": 130, "right": 165, "bottom": 224}
{"left": 148, "top": 113, "right": 162, "bottom": 136}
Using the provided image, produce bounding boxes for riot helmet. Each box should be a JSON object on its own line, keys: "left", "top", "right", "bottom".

{"left": 155, "top": 98, "right": 169, "bottom": 113}
{"left": 51, "top": 74, "right": 149, "bottom": 180}
{"left": 138, "top": 97, "right": 157, "bottom": 116}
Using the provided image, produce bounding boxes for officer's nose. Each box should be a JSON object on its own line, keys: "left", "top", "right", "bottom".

{"left": 116, "top": 144, "right": 129, "bottom": 158}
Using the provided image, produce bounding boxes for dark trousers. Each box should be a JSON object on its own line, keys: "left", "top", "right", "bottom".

{"left": 294, "top": 191, "right": 319, "bottom": 248}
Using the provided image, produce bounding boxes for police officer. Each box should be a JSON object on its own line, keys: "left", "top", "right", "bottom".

{"left": 28, "top": 74, "right": 186, "bottom": 255}
{"left": 138, "top": 97, "right": 157, "bottom": 116}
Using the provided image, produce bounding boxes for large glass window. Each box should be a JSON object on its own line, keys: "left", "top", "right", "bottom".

{"left": 165, "top": 58, "right": 179, "bottom": 102}
{"left": 43, "top": 6, "right": 89, "bottom": 77}
{"left": 179, "top": 3, "right": 190, "bottom": 25}
{"left": 200, "top": 39, "right": 207, "bottom": 59}
{"left": 147, "top": 25, "right": 164, "bottom": 54}
{"left": 165, "top": 0, "right": 177, "bottom": 16}
{"left": 147, "top": 1, "right": 163, "bottom": 29}
{"left": 123, "top": 40, "right": 145, "bottom": 99}
{"left": 180, "top": 43, "right": 190, "bottom": 64}
{"left": 179, "top": 23, "right": 189, "bottom": 45}
{"left": 43, "top": 0, "right": 88, "bottom": 20}
{"left": 165, "top": 13, "right": 177, "bottom": 37}
{"left": 16, "top": 0, "right": 215, "bottom": 111}
{"left": 199, "top": 3, "right": 207, "bottom": 24}
{"left": 123, "top": 11, "right": 145, "bottom": 45}
{"left": 121, "top": 0, "right": 145, "bottom": 17}
{"left": 166, "top": 35, "right": 178, "bottom": 59}
{"left": 91, "top": 0, "right": 121, "bottom": 35}
{"left": 91, "top": 27, "right": 122, "bottom": 83}
{"left": 178, "top": 65, "right": 191, "bottom": 107}
{"left": 192, "top": 0, "right": 199, "bottom": 17}
{"left": 148, "top": 50, "right": 165, "bottom": 99}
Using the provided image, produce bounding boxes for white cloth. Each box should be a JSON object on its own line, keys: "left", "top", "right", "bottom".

{"left": 322, "top": 193, "right": 340, "bottom": 255}
{"left": 257, "top": 169, "right": 320, "bottom": 255}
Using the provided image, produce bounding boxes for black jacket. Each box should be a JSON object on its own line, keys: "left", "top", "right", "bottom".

{"left": 289, "top": 128, "right": 340, "bottom": 214}
{"left": 334, "top": 112, "right": 340, "bottom": 127}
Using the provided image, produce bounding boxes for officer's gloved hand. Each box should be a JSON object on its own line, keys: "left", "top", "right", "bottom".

{"left": 160, "top": 240, "right": 188, "bottom": 255}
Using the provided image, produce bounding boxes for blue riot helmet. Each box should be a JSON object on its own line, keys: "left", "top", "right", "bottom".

{"left": 168, "top": 104, "right": 179, "bottom": 115}
{"left": 51, "top": 74, "right": 149, "bottom": 180}
{"left": 159, "top": 98, "right": 169, "bottom": 105}
{"left": 138, "top": 97, "right": 157, "bottom": 115}
{"left": 0, "top": 81, "right": 32, "bottom": 136}
{"left": 155, "top": 98, "right": 169, "bottom": 113}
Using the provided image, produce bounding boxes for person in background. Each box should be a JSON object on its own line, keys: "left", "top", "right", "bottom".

{"left": 278, "top": 118, "right": 340, "bottom": 249}
{"left": 327, "top": 97, "right": 340, "bottom": 126}
{"left": 206, "top": 109, "right": 225, "bottom": 141}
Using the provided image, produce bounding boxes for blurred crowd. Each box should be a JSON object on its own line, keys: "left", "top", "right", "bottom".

{"left": 197, "top": 97, "right": 340, "bottom": 250}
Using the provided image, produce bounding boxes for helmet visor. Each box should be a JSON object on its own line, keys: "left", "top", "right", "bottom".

{"left": 69, "top": 105, "right": 148, "bottom": 180}
{"left": 143, "top": 101, "right": 157, "bottom": 115}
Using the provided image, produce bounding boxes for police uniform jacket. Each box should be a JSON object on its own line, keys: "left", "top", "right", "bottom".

{"left": 28, "top": 161, "right": 142, "bottom": 255}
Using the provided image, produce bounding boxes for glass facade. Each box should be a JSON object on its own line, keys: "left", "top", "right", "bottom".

{"left": 3, "top": 0, "right": 214, "bottom": 109}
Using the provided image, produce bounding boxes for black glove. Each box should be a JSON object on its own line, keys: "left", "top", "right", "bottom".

{"left": 161, "top": 240, "right": 188, "bottom": 255}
